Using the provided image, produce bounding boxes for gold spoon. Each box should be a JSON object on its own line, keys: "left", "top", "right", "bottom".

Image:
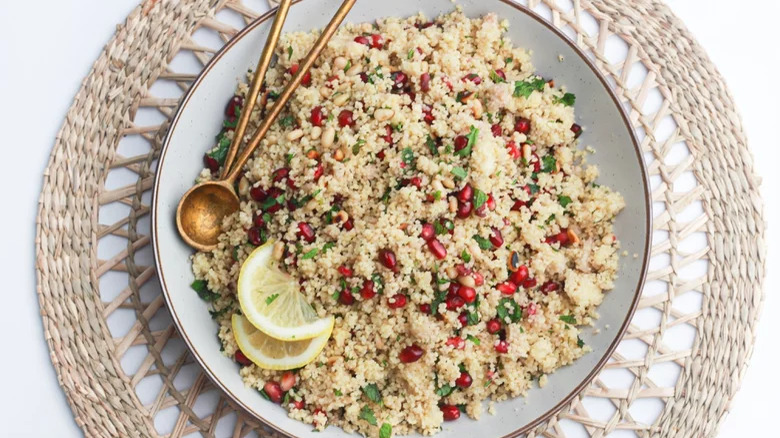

{"left": 176, "top": 0, "right": 357, "bottom": 251}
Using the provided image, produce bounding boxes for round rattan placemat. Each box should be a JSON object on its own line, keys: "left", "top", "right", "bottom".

{"left": 35, "top": 0, "right": 765, "bottom": 437}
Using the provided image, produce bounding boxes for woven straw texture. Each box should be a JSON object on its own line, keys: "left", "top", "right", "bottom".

{"left": 35, "top": 0, "right": 765, "bottom": 436}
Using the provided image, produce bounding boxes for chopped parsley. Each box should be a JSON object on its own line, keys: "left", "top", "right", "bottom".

{"left": 577, "top": 336, "right": 585, "bottom": 348}
{"left": 285, "top": 153, "right": 294, "bottom": 164}
{"left": 497, "top": 297, "right": 523, "bottom": 323}
{"left": 434, "top": 221, "right": 447, "bottom": 235}
{"left": 362, "top": 383, "right": 382, "bottom": 403}
{"left": 207, "top": 135, "right": 231, "bottom": 165}
{"left": 191, "top": 280, "right": 219, "bottom": 302}
{"left": 559, "top": 314, "right": 577, "bottom": 325}
{"left": 455, "top": 126, "right": 479, "bottom": 157}
{"left": 322, "top": 242, "right": 336, "bottom": 253}
{"left": 352, "top": 139, "right": 366, "bottom": 155}
{"left": 466, "top": 334, "right": 481, "bottom": 345}
{"left": 391, "top": 122, "right": 403, "bottom": 132}
{"left": 279, "top": 115, "right": 295, "bottom": 128}
{"left": 359, "top": 405, "right": 377, "bottom": 426}
{"left": 558, "top": 195, "right": 572, "bottom": 208}
{"left": 505, "top": 57, "right": 513, "bottom": 64}
{"left": 472, "top": 234, "right": 493, "bottom": 250}
{"left": 473, "top": 189, "right": 488, "bottom": 210}
{"left": 407, "top": 49, "right": 415, "bottom": 59}
{"left": 467, "top": 310, "right": 480, "bottom": 326}
{"left": 432, "top": 190, "right": 442, "bottom": 201}
{"left": 301, "top": 248, "right": 318, "bottom": 260}
{"left": 380, "top": 423, "right": 392, "bottom": 438}
{"left": 287, "top": 46, "right": 293, "bottom": 59}
{"left": 401, "top": 147, "right": 416, "bottom": 169}
{"left": 334, "top": 389, "right": 343, "bottom": 396}
{"left": 541, "top": 155, "right": 557, "bottom": 173}
{"left": 343, "top": 60, "right": 352, "bottom": 73}
{"left": 426, "top": 135, "right": 438, "bottom": 156}
{"left": 513, "top": 77, "right": 546, "bottom": 98}
{"left": 451, "top": 167, "right": 468, "bottom": 180}
{"left": 490, "top": 70, "right": 506, "bottom": 83}
{"left": 528, "top": 183, "right": 540, "bottom": 194}
{"left": 554, "top": 92, "right": 576, "bottom": 106}
{"left": 430, "top": 290, "right": 448, "bottom": 315}
{"left": 435, "top": 383, "right": 454, "bottom": 397}
{"left": 265, "top": 293, "right": 280, "bottom": 305}
{"left": 461, "top": 250, "right": 471, "bottom": 263}
{"left": 261, "top": 194, "right": 285, "bottom": 210}
{"left": 209, "top": 306, "right": 230, "bottom": 320}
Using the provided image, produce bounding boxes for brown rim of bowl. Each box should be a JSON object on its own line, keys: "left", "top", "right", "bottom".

{"left": 151, "top": 1, "right": 652, "bottom": 436}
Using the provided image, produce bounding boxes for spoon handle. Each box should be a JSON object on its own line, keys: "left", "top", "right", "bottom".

{"left": 224, "top": 0, "right": 357, "bottom": 184}
{"left": 220, "top": 0, "right": 293, "bottom": 178}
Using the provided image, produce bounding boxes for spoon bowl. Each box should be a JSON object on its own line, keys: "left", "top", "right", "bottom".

{"left": 175, "top": 180, "right": 240, "bottom": 251}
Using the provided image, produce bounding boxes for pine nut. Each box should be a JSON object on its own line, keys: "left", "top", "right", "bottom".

{"left": 333, "top": 56, "right": 348, "bottom": 72}
{"left": 321, "top": 127, "right": 335, "bottom": 148}
{"left": 442, "top": 177, "right": 455, "bottom": 189}
{"left": 445, "top": 266, "right": 458, "bottom": 279}
{"left": 522, "top": 143, "right": 532, "bottom": 161}
{"left": 238, "top": 177, "right": 249, "bottom": 196}
{"left": 310, "top": 126, "right": 322, "bottom": 139}
{"left": 333, "top": 92, "right": 350, "bottom": 106}
{"left": 346, "top": 64, "right": 362, "bottom": 76}
{"left": 567, "top": 229, "right": 580, "bottom": 245}
{"left": 334, "top": 148, "right": 345, "bottom": 161}
{"left": 374, "top": 108, "right": 394, "bottom": 122}
{"left": 272, "top": 241, "right": 285, "bottom": 260}
{"left": 306, "top": 149, "right": 320, "bottom": 160}
{"left": 335, "top": 210, "right": 349, "bottom": 223}
{"left": 448, "top": 196, "right": 457, "bottom": 213}
{"left": 319, "top": 86, "right": 333, "bottom": 98}
{"left": 458, "top": 275, "right": 476, "bottom": 288}
{"left": 471, "top": 99, "right": 483, "bottom": 119}
{"left": 286, "top": 129, "right": 304, "bottom": 141}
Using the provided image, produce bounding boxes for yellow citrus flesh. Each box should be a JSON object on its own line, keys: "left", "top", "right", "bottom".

{"left": 232, "top": 314, "right": 330, "bottom": 370}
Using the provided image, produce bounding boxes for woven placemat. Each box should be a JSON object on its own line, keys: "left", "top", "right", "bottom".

{"left": 35, "top": 0, "right": 765, "bottom": 436}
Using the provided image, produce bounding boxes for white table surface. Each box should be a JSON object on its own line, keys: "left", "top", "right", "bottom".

{"left": 0, "top": 0, "right": 777, "bottom": 436}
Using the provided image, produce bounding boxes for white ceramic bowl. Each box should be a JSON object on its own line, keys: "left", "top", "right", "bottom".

{"left": 152, "top": 1, "right": 651, "bottom": 436}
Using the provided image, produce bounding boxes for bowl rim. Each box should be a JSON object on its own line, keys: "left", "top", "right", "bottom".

{"left": 151, "top": 1, "right": 651, "bottom": 436}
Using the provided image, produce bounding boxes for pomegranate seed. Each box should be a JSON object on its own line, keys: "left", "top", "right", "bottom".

{"left": 494, "top": 69, "right": 507, "bottom": 81}
{"left": 441, "top": 404, "right": 461, "bottom": 421}
{"left": 515, "top": 117, "right": 531, "bottom": 134}
{"left": 416, "top": 21, "right": 434, "bottom": 29}
{"left": 235, "top": 350, "right": 252, "bottom": 366}
{"left": 313, "top": 163, "right": 324, "bottom": 181}
{"left": 522, "top": 277, "right": 537, "bottom": 289}
{"left": 370, "top": 34, "right": 384, "bottom": 49}
{"left": 354, "top": 35, "right": 370, "bottom": 46}
{"left": 489, "top": 228, "right": 504, "bottom": 248}
{"left": 495, "top": 281, "right": 517, "bottom": 295}
{"left": 525, "top": 302, "right": 538, "bottom": 316}
{"left": 491, "top": 124, "right": 502, "bottom": 137}
{"left": 427, "top": 239, "right": 447, "bottom": 260}
{"left": 280, "top": 371, "right": 297, "bottom": 391}
{"left": 510, "top": 266, "right": 529, "bottom": 284}
{"left": 264, "top": 381, "right": 283, "bottom": 403}
{"left": 310, "top": 106, "right": 325, "bottom": 127}
{"left": 494, "top": 340, "right": 509, "bottom": 354}
{"left": 462, "top": 73, "right": 482, "bottom": 85}
{"left": 458, "top": 312, "right": 468, "bottom": 327}
{"left": 247, "top": 227, "right": 264, "bottom": 246}
{"left": 486, "top": 194, "right": 496, "bottom": 211}
{"left": 506, "top": 141, "right": 521, "bottom": 159}
{"left": 359, "top": 72, "right": 369, "bottom": 83}
{"left": 486, "top": 319, "right": 502, "bottom": 334}
{"left": 475, "top": 204, "right": 488, "bottom": 218}
{"left": 511, "top": 199, "right": 526, "bottom": 211}
{"left": 203, "top": 154, "right": 219, "bottom": 173}
{"left": 456, "top": 201, "right": 473, "bottom": 219}
{"left": 388, "top": 293, "right": 407, "bottom": 309}
{"left": 455, "top": 372, "right": 473, "bottom": 388}
{"left": 391, "top": 71, "right": 407, "bottom": 90}
{"left": 446, "top": 295, "right": 465, "bottom": 311}
{"left": 406, "top": 90, "right": 417, "bottom": 103}
{"left": 290, "top": 399, "right": 305, "bottom": 410}
{"left": 382, "top": 125, "right": 394, "bottom": 145}
{"left": 297, "top": 222, "right": 315, "bottom": 243}
{"left": 265, "top": 187, "right": 284, "bottom": 213}
{"left": 378, "top": 249, "right": 398, "bottom": 272}
{"left": 286, "top": 199, "right": 298, "bottom": 211}
{"left": 448, "top": 282, "right": 461, "bottom": 298}
{"left": 399, "top": 344, "right": 424, "bottom": 363}
{"left": 410, "top": 176, "right": 423, "bottom": 188}
{"left": 360, "top": 279, "right": 376, "bottom": 299}
{"left": 249, "top": 186, "right": 268, "bottom": 202}
{"left": 342, "top": 218, "right": 354, "bottom": 231}
{"left": 458, "top": 286, "right": 476, "bottom": 304}
{"left": 458, "top": 184, "right": 474, "bottom": 202}
{"left": 472, "top": 272, "right": 484, "bottom": 287}
{"left": 541, "top": 281, "right": 560, "bottom": 294}
{"left": 454, "top": 135, "right": 469, "bottom": 152}
{"left": 420, "top": 73, "right": 431, "bottom": 92}
{"left": 571, "top": 123, "right": 582, "bottom": 138}
{"left": 446, "top": 336, "right": 465, "bottom": 349}
{"left": 421, "top": 223, "right": 435, "bottom": 241}
{"left": 422, "top": 106, "right": 434, "bottom": 124}
{"left": 455, "top": 264, "right": 471, "bottom": 277}
{"left": 225, "top": 95, "right": 243, "bottom": 117}
{"left": 273, "top": 168, "right": 290, "bottom": 183}
{"left": 253, "top": 213, "right": 266, "bottom": 228}
{"left": 337, "top": 265, "right": 353, "bottom": 277}
{"left": 338, "top": 288, "right": 355, "bottom": 305}
{"left": 338, "top": 110, "right": 354, "bottom": 128}
{"left": 301, "top": 71, "right": 312, "bottom": 87}
{"left": 419, "top": 303, "right": 431, "bottom": 313}
{"left": 286, "top": 177, "right": 297, "bottom": 190}
{"left": 531, "top": 153, "right": 541, "bottom": 172}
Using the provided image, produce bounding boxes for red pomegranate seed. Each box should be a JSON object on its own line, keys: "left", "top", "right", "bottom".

{"left": 359, "top": 72, "right": 369, "bottom": 83}
{"left": 421, "top": 223, "right": 435, "bottom": 241}
{"left": 486, "top": 194, "right": 496, "bottom": 211}
{"left": 416, "top": 21, "right": 434, "bottom": 29}
{"left": 448, "top": 282, "right": 461, "bottom": 298}
{"left": 458, "top": 286, "right": 476, "bottom": 304}
{"left": 342, "top": 218, "right": 354, "bottom": 231}
{"left": 486, "top": 319, "right": 502, "bottom": 334}
{"left": 571, "top": 123, "right": 582, "bottom": 138}
{"left": 541, "top": 281, "right": 560, "bottom": 294}
{"left": 297, "top": 222, "right": 315, "bottom": 243}
{"left": 422, "top": 106, "right": 434, "bottom": 124}
{"left": 265, "top": 187, "right": 284, "bottom": 213}
{"left": 491, "top": 124, "right": 502, "bottom": 137}
{"left": 370, "top": 34, "right": 384, "bottom": 49}
{"left": 249, "top": 186, "right": 268, "bottom": 202}
{"left": 420, "top": 73, "right": 431, "bottom": 92}
{"left": 383, "top": 125, "right": 394, "bottom": 145}
{"left": 456, "top": 201, "right": 473, "bottom": 219}
{"left": 458, "top": 184, "right": 474, "bottom": 203}
{"left": 472, "top": 272, "right": 484, "bottom": 287}
{"left": 287, "top": 64, "right": 299, "bottom": 76}
{"left": 410, "top": 176, "right": 422, "bottom": 188}
{"left": 301, "top": 71, "right": 312, "bottom": 87}
{"left": 354, "top": 35, "right": 370, "bottom": 46}
{"left": 286, "top": 177, "right": 297, "bottom": 190}
{"left": 494, "top": 69, "right": 507, "bottom": 81}
{"left": 441, "top": 405, "right": 461, "bottom": 421}
{"left": 522, "top": 277, "right": 537, "bottom": 289}
{"left": 253, "top": 213, "right": 266, "bottom": 229}
{"left": 494, "top": 340, "right": 509, "bottom": 354}
{"left": 338, "top": 110, "right": 354, "bottom": 128}
{"left": 455, "top": 264, "right": 471, "bottom": 277}
{"left": 290, "top": 399, "right": 305, "bottom": 410}
{"left": 489, "top": 228, "right": 504, "bottom": 248}
{"left": 337, "top": 265, "right": 353, "bottom": 277}
{"left": 525, "top": 302, "right": 538, "bottom": 316}
{"left": 446, "top": 336, "right": 465, "bottom": 349}
{"left": 391, "top": 71, "right": 407, "bottom": 90}
{"left": 495, "top": 281, "right": 517, "bottom": 295}
{"left": 427, "top": 239, "right": 447, "bottom": 260}
{"left": 360, "top": 279, "right": 376, "bottom": 299}
{"left": 280, "top": 371, "right": 297, "bottom": 391}
{"left": 204, "top": 154, "right": 219, "bottom": 173}
{"left": 454, "top": 135, "right": 469, "bottom": 152}
{"left": 313, "top": 163, "right": 324, "bottom": 181}
{"left": 379, "top": 249, "right": 398, "bottom": 272}
{"left": 515, "top": 117, "right": 531, "bottom": 134}
{"left": 225, "top": 95, "right": 243, "bottom": 117}
{"left": 455, "top": 372, "right": 473, "bottom": 388}
{"left": 511, "top": 199, "right": 526, "bottom": 211}
{"left": 264, "top": 381, "right": 283, "bottom": 403}
{"left": 506, "top": 141, "right": 521, "bottom": 159}
{"left": 338, "top": 288, "right": 355, "bottom": 305}
{"left": 510, "top": 266, "right": 529, "bottom": 284}
{"left": 474, "top": 204, "right": 488, "bottom": 218}
{"left": 235, "top": 350, "right": 252, "bottom": 366}
{"left": 247, "top": 227, "right": 264, "bottom": 246}
{"left": 458, "top": 312, "right": 468, "bottom": 327}
{"left": 462, "top": 73, "right": 482, "bottom": 85}
{"left": 388, "top": 293, "right": 407, "bottom": 309}
{"left": 419, "top": 303, "right": 431, "bottom": 313}
{"left": 273, "top": 167, "right": 290, "bottom": 183}
{"left": 399, "top": 344, "right": 424, "bottom": 363}
{"left": 310, "top": 106, "right": 325, "bottom": 127}
{"left": 446, "top": 295, "right": 465, "bottom": 311}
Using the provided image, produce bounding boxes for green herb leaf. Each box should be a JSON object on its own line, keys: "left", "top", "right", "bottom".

{"left": 352, "top": 139, "right": 366, "bottom": 155}
{"left": 258, "top": 389, "right": 270, "bottom": 400}
{"left": 407, "top": 49, "right": 414, "bottom": 59}
{"left": 191, "top": 280, "right": 219, "bottom": 302}
{"left": 371, "top": 273, "right": 385, "bottom": 294}
{"left": 301, "top": 248, "right": 318, "bottom": 260}
{"left": 466, "top": 311, "right": 480, "bottom": 326}
{"left": 392, "top": 122, "right": 403, "bottom": 132}
{"left": 265, "top": 293, "right": 280, "bottom": 305}
{"left": 505, "top": 57, "right": 513, "bottom": 64}
{"left": 466, "top": 334, "right": 481, "bottom": 345}
{"left": 322, "top": 242, "right": 336, "bottom": 253}
{"left": 362, "top": 383, "right": 382, "bottom": 403}
{"left": 279, "top": 115, "right": 295, "bottom": 128}
{"left": 232, "top": 246, "right": 240, "bottom": 261}
{"left": 359, "top": 405, "right": 377, "bottom": 426}
{"left": 401, "top": 147, "right": 415, "bottom": 169}
{"left": 426, "top": 135, "right": 438, "bottom": 156}
{"left": 285, "top": 153, "right": 295, "bottom": 164}
{"left": 287, "top": 46, "right": 293, "bottom": 60}
{"left": 490, "top": 70, "right": 506, "bottom": 83}
{"left": 343, "top": 60, "right": 352, "bottom": 73}
{"left": 435, "top": 383, "right": 454, "bottom": 397}
{"left": 461, "top": 250, "right": 471, "bottom": 263}
{"left": 431, "top": 290, "right": 448, "bottom": 315}
{"left": 497, "top": 297, "right": 523, "bottom": 323}
{"left": 334, "top": 389, "right": 343, "bottom": 396}
{"left": 332, "top": 290, "right": 341, "bottom": 301}
{"left": 207, "top": 135, "right": 232, "bottom": 165}
{"left": 209, "top": 306, "right": 230, "bottom": 320}
{"left": 554, "top": 92, "right": 576, "bottom": 106}
{"left": 541, "top": 155, "right": 557, "bottom": 173}
{"left": 558, "top": 195, "right": 572, "bottom": 208}
{"left": 473, "top": 189, "right": 488, "bottom": 210}
{"left": 451, "top": 167, "right": 468, "bottom": 180}
{"left": 455, "top": 126, "right": 479, "bottom": 157}
{"left": 380, "top": 423, "right": 392, "bottom": 438}
{"left": 513, "top": 77, "right": 546, "bottom": 98}
{"left": 472, "top": 235, "right": 493, "bottom": 250}
{"left": 528, "top": 183, "right": 540, "bottom": 194}
{"left": 433, "top": 190, "right": 442, "bottom": 201}
{"left": 577, "top": 336, "right": 585, "bottom": 348}
{"left": 559, "top": 314, "right": 577, "bottom": 325}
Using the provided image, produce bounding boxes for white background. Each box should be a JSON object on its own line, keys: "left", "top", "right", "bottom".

{"left": 0, "top": 0, "right": 776, "bottom": 436}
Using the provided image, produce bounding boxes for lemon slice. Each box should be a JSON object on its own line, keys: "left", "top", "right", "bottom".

{"left": 237, "top": 241, "right": 334, "bottom": 341}
{"left": 232, "top": 314, "right": 330, "bottom": 370}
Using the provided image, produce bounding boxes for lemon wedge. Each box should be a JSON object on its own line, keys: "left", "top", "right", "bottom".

{"left": 237, "top": 241, "right": 334, "bottom": 341}
{"left": 232, "top": 314, "right": 330, "bottom": 370}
